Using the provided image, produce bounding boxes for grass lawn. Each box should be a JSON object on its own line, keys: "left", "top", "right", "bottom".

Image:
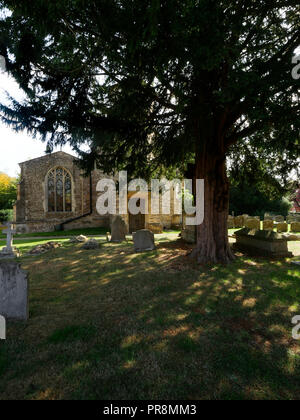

{"left": 0, "top": 234, "right": 300, "bottom": 400}
{"left": 0, "top": 227, "right": 109, "bottom": 239}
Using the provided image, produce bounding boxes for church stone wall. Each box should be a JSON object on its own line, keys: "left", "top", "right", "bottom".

{"left": 14, "top": 151, "right": 182, "bottom": 234}
{"left": 15, "top": 152, "right": 109, "bottom": 233}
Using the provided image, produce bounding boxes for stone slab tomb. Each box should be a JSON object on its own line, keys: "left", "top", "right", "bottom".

{"left": 233, "top": 228, "right": 293, "bottom": 258}
{"left": 0, "top": 261, "right": 28, "bottom": 320}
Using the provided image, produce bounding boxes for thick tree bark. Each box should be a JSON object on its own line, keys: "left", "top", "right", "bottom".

{"left": 191, "top": 147, "right": 235, "bottom": 264}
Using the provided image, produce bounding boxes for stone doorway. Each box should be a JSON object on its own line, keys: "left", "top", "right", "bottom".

{"left": 129, "top": 199, "right": 146, "bottom": 233}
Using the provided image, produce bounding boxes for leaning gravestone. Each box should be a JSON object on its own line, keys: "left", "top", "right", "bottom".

{"left": 0, "top": 261, "right": 28, "bottom": 320}
{"left": 111, "top": 216, "right": 127, "bottom": 242}
{"left": 133, "top": 230, "right": 156, "bottom": 252}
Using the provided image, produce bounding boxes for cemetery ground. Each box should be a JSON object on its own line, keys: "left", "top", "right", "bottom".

{"left": 0, "top": 233, "right": 300, "bottom": 400}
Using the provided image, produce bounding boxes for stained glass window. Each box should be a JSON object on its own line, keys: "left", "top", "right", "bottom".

{"left": 47, "top": 168, "right": 72, "bottom": 212}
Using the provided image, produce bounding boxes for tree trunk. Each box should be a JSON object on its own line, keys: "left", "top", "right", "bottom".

{"left": 191, "top": 148, "right": 235, "bottom": 264}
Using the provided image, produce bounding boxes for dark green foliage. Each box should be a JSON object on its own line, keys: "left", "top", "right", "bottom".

{"left": 0, "top": 0, "right": 298, "bottom": 178}
{"left": 0, "top": 208, "right": 13, "bottom": 222}
{"left": 229, "top": 184, "right": 292, "bottom": 218}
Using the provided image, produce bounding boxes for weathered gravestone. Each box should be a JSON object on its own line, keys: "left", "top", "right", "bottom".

{"left": 0, "top": 223, "right": 19, "bottom": 259}
{"left": 133, "top": 230, "right": 156, "bottom": 252}
{"left": 276, "top": 222, "right": 288, "bottom": 233}
{"left": 234, "top": 216, "right": 246, "bottom": 228}
{"left": 287, "top": 215, "right": 297, "bottom": 224}
{"left": 0, "top": 261, "right": 28, "bottom": 320}
{"left": 228, "top": 216, "right": 235, "bottom": 229}
{"left": 245, "top": 218, "right": 260, "bottom": 230}
{"left": 233, "top": 228, "right": 293, "bottom": 258}
{"left": 111, "top": 216, "right": 127, "bottom": 242}
{"left": 263, "top": 220, "right": 274, "bottom": 231}
{"left": 291, "top": 222, "right": 300, "bottom": 233}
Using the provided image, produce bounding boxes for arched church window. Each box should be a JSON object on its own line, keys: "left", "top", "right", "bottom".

{"left": 47, "top": 168, "right": 72, "bottom": 212}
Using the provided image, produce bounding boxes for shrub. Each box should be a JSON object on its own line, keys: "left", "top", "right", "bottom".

{"left": 229, "top": 185, "right": 292, "bottom": 218}
{"left": 0, "top": 209, "right": 14, "bottom": 223}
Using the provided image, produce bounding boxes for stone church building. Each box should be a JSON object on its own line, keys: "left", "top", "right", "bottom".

{"left": 14, "top": 151, "right": 181, "bottom": 234}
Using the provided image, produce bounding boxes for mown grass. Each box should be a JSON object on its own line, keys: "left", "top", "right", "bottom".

{"left": 0, "top": 227, "right": 108, "bottom": 239}
{"left": 0, "top": 234, "right": 299, "bottom": 400}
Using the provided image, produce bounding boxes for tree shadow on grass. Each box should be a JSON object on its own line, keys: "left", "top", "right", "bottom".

{"left": 1, "top": 239, "right": 300, "bottom": 400}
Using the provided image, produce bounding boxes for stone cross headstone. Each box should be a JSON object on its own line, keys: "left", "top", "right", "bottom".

{"left": 3, "top": 223, "right": 15, "bottom": 252}
{"left": 0, "top": 223, "right": 19, "bottom": 259}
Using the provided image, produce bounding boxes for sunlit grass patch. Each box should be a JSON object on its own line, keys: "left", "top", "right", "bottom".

{"left": 0, "top": 233, "right": 300, "bottom": 400}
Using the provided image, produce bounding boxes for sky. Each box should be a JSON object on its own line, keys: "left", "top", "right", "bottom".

{"left": 0, "top": 72, "right": 76, "bottom": 177}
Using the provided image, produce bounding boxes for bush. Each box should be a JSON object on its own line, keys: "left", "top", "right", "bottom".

{"left": 229, "top": 185, "right": 292, "bottom": 218}
{"left": 0, "top": 209, "right": 14, "bottom": 223}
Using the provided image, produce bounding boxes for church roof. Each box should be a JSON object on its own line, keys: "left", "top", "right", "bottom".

{"left": 19, "top": 151, "right": 78, "bottom": 165}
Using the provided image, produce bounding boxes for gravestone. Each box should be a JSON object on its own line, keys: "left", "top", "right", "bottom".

{"left": 263, "top": 220, "right": 274, "bottom": 231}
{"left": 0, "top": 223, "right": 19, "bottom": 259}
{"left": 234, "top": 216, "right": 246, "bottom": 228}
{"left": 0, "top": 261, "right": 28, "bottom": 320}
{"left": 291, "top": 222, "right": 300, "bottom": 233}
{"left": 233, "top": 228, "right": 293, "bottom": 258}
{"left": 287, "top": 215, "right": 297, "bottom": 224}
{"left": 276, "top": 222, "right": 288, "bottom": 233}
{"left": 111, "top": 216, "right": 127, "bottom": 242}
{"left": 245, "top": 218, "right": 260, "bottom": 230}
{"left": 133, "top": 230, "right": 156, "bottom": 252}
{"left": 228, "top": 216, "right": 235, "bottom": 229}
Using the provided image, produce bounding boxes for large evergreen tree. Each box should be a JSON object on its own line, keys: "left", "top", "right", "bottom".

{"left": 0, "top": 0, "right": 299, "bottom": 263}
